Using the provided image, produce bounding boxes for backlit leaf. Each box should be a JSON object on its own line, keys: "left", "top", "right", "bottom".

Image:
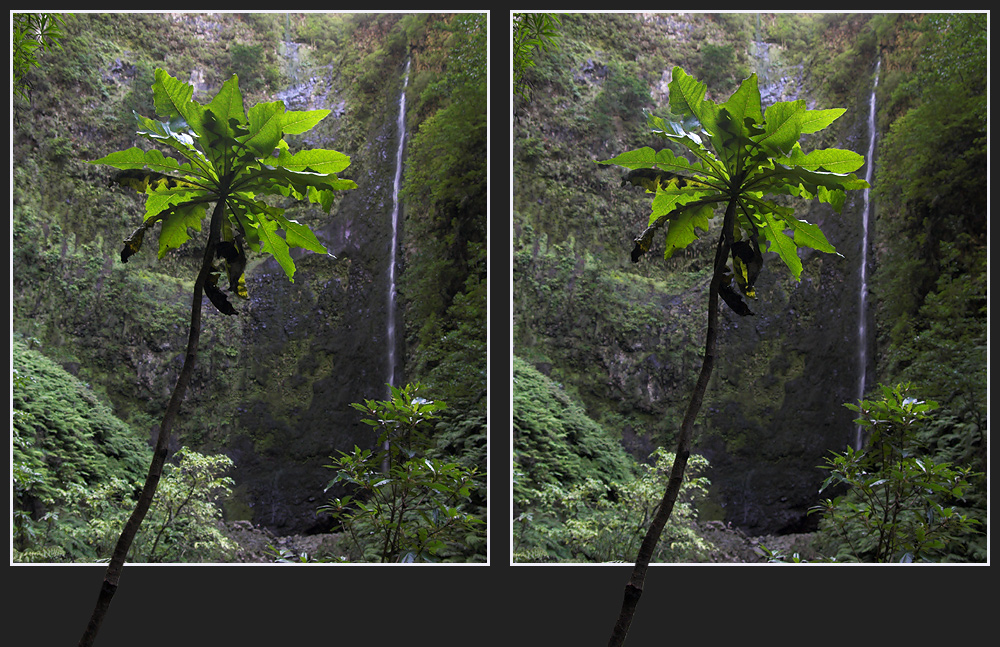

{"left": 759, "top": 210, "right": 801, "bottom": 279}
{"left": 662, "top": 203, "right": 711, "bottom": 260}
{"left": 274, "top": 148, "right": 352, "bottom": 175}
{"left": 157, "top": 203, "right": 206, "bottom": 258}
{"left": 281, "top": 109, "right": 330, "bottom": 135}
{"left": 152, "top": 69, "right": 203, "bottom": 135}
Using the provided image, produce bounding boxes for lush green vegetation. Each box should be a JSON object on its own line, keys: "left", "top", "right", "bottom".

{"left": 395, "top": 14, "right": 488, "bottom": 534}
{"left": 816, "top": 385, "right": 980, "bottom": 562}
{"left": 317, "top": 384, "right": 484, "bottom": 562}
{"left": 866, "top": 13, "right": 987, "bottom": 560}
{"left": 763, "top": 384, "right": 982, "bottom": 563}
{"left": 13, "top": 340, "right": 235, "bottom": 563}
{"left": 12, "top": 13, "right": 65, "bottom": 108}
{"left": 513, "top": 357, "right": 716, "bottom": 562}
{"left": 512, "top": 12, "right": 562, "bottom": 100}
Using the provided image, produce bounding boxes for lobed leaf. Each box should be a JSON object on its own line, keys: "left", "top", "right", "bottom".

{"left": 242, "top": 101, "right": 286, "bottom": 157}
{"left": 799, "top": 107, "right": 845, "bottom": 134}
{"left": 758, "top": 210, "right": 801, "bottom": 279}
{"left": 274, "top": 148, "right": 352, "bottom": 175}
{"left": 661, "top": 203, "right": 712, "bottom": 260}
{"left": 91, "top": 147, "right": 189, "bottom": 176}
{"left": 273, "top": 214, "right": 328, "bottom": 255}
{"left": 721, "top": 73, "right": 763, "bottom": 128}
{"left": 207, "top": 74, "right": 246, "bottom": 131}
{"left": 143, "top": 190, "right": 209, "bottom": 222}
{"left": 776, "top": 143, "right": 865, "bottom": 174}
{"left": 668, "top": 66, "right": 716, "bottom": 135}
{"left": 250, "top": 209, "right": 296, "bottom": 282}
{"left": 152, "top": 69, "right": 204, "bottom": 135}
{"left": 157, "top": 203, "right": 207, "bottom": 258}
{"left": 757, "top": 100, "right": 806, "bottom": 155}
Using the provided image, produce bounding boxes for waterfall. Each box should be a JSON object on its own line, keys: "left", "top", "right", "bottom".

{"left": 855, "top": 60, "right": 880, "bottom": 450}
{"left": 386, "top": 59, "right": 410, "bottom": 394}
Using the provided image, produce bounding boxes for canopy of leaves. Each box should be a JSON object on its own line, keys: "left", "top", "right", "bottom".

{"left": 598, "top": 66, "right": 868, "bottom": 314}
{"left": 91, "top": 68, "right": 356, "bottom": 302}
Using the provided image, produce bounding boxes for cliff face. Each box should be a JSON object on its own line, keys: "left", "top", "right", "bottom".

{"left": 513, "top": 13, "right": 879, "bottom": 534}
{"left": 228, "top": 63, "right": 408, "bottom": 532}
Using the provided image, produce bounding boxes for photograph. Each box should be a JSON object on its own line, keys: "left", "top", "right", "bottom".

{"left": 511, "top": 10, "right": 986, "bottom": 564}
{"left": 510, "top": 11, "right": 989, "bottom": 642}
{"left": 11, "top": 10, "right": 487, "bottom": 645}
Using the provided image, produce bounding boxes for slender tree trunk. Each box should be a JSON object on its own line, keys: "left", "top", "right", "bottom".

{"left": 78, "top": 200, "right": 226, "bottom": 647}
{"left": 608, "top": 199, "right": 736, "bottom": 647}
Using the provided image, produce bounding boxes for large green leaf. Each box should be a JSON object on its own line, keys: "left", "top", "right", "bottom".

{"left": 757, "top": 100, "right": 806, "bottom": 156}
{"left": 274, "top": 148, "right": 352, "bottom": 175}
{"left": 775, "top": 143, "right": 865, "bottom": 174}
{"left": 786, "top": 217, "right": 839, "bottom": 256}
{"left": 157, "top": 203, "right": 207, "bottom": 258}
{"left": 758, "top": 211, "right": 801, "bottom": 279}
{"left": 133, "top": 112, "right": 203, "bottom": 164}
{"left": 662, "top": 203, "right": 712, "bottom": 260}
{"left": 152, "top": 69, "right": 203, "bottom": 135}
{"left": 281, "top": 109, "right": 330, "bottom": 135}
{"left": 208, "top": 74, "right": 246, "bottom": 130}
{"left": 668, "top": 66, "right": 716, "bottom": 135}
{"left": 92, "top": 146, "right": 191, "bottom": 176}
{"left": 143, "top": 190, "right": 209, "bottom": 223}
{"left": 242, "top": 100, "right": 286, "bottom": 157}
{"left": 251, "top": 211, "right": 296, "bottom": 282}
{"left": 273, "top": 213, "right": 328, "bottom": 255}
{"left": 721, "top": 73, "right": 763, "bottom": 128}
{"left": 649, "top": 186, "right": 716, "bottom": 225}
{"left": 799, "top": 107, "right": 845, "bottom": 134}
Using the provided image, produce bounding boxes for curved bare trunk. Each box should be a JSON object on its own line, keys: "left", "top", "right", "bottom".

{"left": 608, "top": 198, "right": 736, "bottom": 647}
{"left": 78, "top": 200, "right": 226, "bottom": 647}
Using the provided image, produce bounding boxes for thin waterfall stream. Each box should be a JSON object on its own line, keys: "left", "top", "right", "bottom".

{"left": 380, "top": 60, "right": 409, "bottom": 474}
{"left": 855, "top": 60, "right": 879, "bottom": 450}
{"left": 387, "top": 59, "right": 410, "bottom": 394}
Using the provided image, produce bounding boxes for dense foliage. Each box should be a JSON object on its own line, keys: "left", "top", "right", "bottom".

{"left": 318, "top": 384, "right": 484, "bottom": 562}
{"left": 814, "top": 385, "right": 981, "bottom": 562}
{"left": 864, "top": 13, "right": 987, "bottom": 560}
{"left": 512, "top": 12, "right": 562, "bottom": 100}
{"left": 397, "top": 14, "right": 488, "bottom": 532}
{"left": 13, "top": 341, "right": 234, "bottom": 563}
{"left": 514, "top": 357, "right": 708, "bottom": 562}
{"left": 12, "top": 13, "right": 65, "bottom": 107}
{"left": 516, "top": 447, "right": 714, "bottom": 563}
